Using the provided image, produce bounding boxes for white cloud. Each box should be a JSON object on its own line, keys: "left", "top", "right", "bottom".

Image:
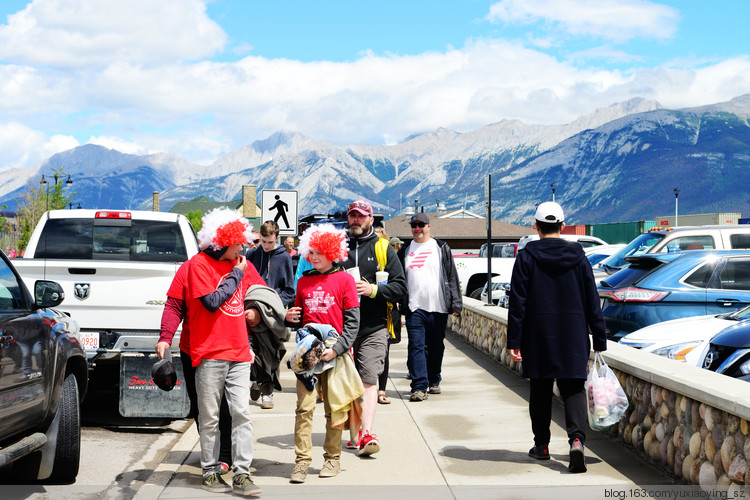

{"left": 487, "top": 0, "right": 680, "bottom": 43}
{"left": 0, "top": 0, "right": 227, "bottom": 67}
{"left": 0, "top": 0, "right": 748, "bottom": 174}
{"left": 0, "top": 122, "right": 78, "bottom": 170}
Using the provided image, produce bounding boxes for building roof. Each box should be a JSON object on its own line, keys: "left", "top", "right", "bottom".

{"left": 383, "top": 211, "right": 535, "bottom": 240}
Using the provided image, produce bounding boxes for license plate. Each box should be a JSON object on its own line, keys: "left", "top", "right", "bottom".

{"left": 79, "top": 332, "right": 99, "bottom": 350}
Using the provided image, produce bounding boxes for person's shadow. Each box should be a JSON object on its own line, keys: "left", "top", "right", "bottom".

{"left": 439, "top": 446, "right": 602, "bottom": 475}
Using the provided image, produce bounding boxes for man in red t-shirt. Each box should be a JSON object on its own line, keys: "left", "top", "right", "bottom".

{"left": 155, "top": 260, "right": 232, "bottom": 472}
{"left": 188, "top": 208, "right": 265, "bottom": 496}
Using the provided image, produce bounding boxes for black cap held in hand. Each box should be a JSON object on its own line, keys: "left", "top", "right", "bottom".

{"left": 151, "top": 351, "right": 177, "bottom": 391}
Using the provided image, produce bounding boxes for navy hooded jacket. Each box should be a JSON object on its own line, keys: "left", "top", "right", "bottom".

{"left": 247, "top": 245, "right": 295, "bottom": 307}
{"left": 507, "top": 237, "right": 607, "bottom": 379}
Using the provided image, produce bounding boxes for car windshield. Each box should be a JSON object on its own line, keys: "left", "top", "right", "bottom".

{"left": 600, "top": 233, "right": 665, "bottom": 273}
{"left": 725, "top": 305, "right": 750, "bottom": 321}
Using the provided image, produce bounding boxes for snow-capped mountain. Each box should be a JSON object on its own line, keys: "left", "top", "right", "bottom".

{"left": 2, "top": 95, "right": 749, "bottom": 226}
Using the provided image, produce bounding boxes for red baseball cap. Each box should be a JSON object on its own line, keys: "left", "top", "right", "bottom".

{"left": 347, "top": 200, "right": 373, "bottom": 216}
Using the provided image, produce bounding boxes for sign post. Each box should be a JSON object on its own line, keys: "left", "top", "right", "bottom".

{"left": 486, "top": 174, "right": 492, "bottom": 305}
{"left": 261, "top": 190, "right": 299, "bottom": 236}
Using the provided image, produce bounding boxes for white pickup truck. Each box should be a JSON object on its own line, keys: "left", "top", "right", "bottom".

{"left": 14, "top": 209, "right": 199, "bottom": 416}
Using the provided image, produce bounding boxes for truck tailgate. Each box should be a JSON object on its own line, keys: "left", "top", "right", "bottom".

{"left": 14, "top": 259, "right": 180, "bottom": 332}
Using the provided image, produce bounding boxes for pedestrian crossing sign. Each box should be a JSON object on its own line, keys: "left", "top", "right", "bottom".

{"left": 261, "top": 189, "right": 298, "bottom": 236}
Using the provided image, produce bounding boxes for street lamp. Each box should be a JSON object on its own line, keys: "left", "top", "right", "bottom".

{"left": 551, "top": 183, "right": 557, "bottom": 202}
{"left": 674, "top": 188, "right": 680, "bottom": 227}
{"left": 40, "top": 173, "right": 73, "bottom": 210}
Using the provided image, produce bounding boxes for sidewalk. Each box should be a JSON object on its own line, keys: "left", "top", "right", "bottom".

{"left": 136, "top": 331, "right": 674, "bottom": 499}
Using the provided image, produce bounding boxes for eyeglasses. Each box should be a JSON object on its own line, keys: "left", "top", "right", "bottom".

{"left": 252, "top": 239, "right": 260, "bottom": 244}
{"left": 410, "top": 222, "right": 426, "bottom": 228}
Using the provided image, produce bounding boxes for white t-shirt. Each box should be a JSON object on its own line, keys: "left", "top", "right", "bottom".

{"left": 404, "top": 238, "right": 447, "bottom": 313}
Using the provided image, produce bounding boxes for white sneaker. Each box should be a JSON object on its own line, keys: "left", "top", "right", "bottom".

{"left": 260, "top": 394, "right": 274, "bottom": 409}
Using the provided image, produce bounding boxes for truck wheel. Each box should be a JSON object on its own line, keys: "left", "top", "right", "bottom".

{"left": 469, "top": 288, "right": 483, "bottom": 299}
{"left": 49, "top": 374, "right": 81, "bottom": 481}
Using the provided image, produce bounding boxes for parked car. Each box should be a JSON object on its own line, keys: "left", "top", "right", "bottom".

{"left": 595, "top": 225, "right": 750, "bottom": 283}
{"left": 598, "top": 250, "right": 750, "bottom": 340}
{"left": 517, "top": 234, "right": 607, "bottom": 252}
{"left": 702, "top": 320, "right": 750, "bottom": 381}
{"left": 479, "top": 237, "right": 611, "bottom": 306}
{"left": 619, "top": 305, "right": 750, "bottom": 365}
{"left": 0, "top": 249, "right": 88, "bottom": 481}
{"left": 587, "top": 244, "right": 626, "bottom": 267}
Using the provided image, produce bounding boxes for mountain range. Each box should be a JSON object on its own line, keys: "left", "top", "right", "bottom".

{"left": 2, "top": 94, "right": 749, "bottom": 225}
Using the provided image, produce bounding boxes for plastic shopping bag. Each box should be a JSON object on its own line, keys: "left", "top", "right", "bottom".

{"left": 584, "top": 353, "right": 629, "bottom": 431}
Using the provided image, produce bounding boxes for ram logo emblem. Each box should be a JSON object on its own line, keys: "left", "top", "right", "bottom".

{"left": 74, "top": 283, "right": 91, "bottom": 301}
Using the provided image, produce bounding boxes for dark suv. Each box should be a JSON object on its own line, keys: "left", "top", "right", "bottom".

{"left": 0, "top": 250, "right": 87, "bottom": 482}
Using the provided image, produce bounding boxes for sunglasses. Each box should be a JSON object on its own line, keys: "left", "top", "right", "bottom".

{"left": 252, "top": 239, "right": 260, "bottom": 244}
{"left": 410, "top": 222, "right": 426, "bottom": 228}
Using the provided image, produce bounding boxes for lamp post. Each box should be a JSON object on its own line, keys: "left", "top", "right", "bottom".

{"left": 551, "top": 183, "right": 557, "bottom": 202}
{"left": 40, "top": 173, "right": 73, "bottom": 210}
{"left": 674, "top": 188, "right": 680, "bottom": 227}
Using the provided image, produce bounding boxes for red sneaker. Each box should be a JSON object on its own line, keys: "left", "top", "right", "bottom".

{"left": 346, "top": 428, "right": 362, "bottom": 449}
{"left": 357, "top": 431, "right": 380, "bottom": 456}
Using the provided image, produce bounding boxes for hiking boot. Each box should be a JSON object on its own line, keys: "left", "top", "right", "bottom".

{"left": 319, "top": 459, "right": 340, "bottom": 478}
{"left": 410, "top": 391, "right": 428, "bottom": 402}
{"left": 569, "top": 438, "right": 586, "bottom": 473}
{"left": 358, "top": 431, "right": 380, "bottom": 456}
{"left": 232, "top": 473, "right": 261, "bottom": 496}
{"left": 260, "top": 394, "right": 274, "bottom": 409}
{"left": 528, "top": 443, "right": 550, "bottom": 460}
{"left": 289, "top": 462, "right": 309, "bottom": 483}
{"left": 427, "top": 385, "right": 441, "bottom": 394}
{"left": 202, "top": 472, "right": 232, "bottom": 493}
{"left": 250, "top": 382, "right": 261, "bottom": 402}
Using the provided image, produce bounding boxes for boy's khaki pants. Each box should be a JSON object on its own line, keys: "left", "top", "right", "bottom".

{"left": 294, "top": 371, "right": 342, "bottom": 464}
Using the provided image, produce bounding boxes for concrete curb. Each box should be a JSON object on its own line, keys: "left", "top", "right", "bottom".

{"left": 132, "top": 420, "right": 198, "bottom": 500}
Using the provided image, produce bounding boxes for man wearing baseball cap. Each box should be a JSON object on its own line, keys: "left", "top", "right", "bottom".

{"left": 342, "top": 199, "right": 406, "bottom": 457}
{"left": 396, "top": 212, "right": 462, "bottom": 402}
{"left": 506, "top": 201, "right": 607, "bottom": 474}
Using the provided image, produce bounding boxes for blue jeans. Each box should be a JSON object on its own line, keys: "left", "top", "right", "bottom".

{"left": 406, "top": 309, "right": 448, "bottom": 393}
{"left": 195, "top": 359, "right": 254, "bottom": 475}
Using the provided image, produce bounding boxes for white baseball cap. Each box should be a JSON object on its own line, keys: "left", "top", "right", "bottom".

{"left": 534, "top": 202, "right": 564, "bottom": 223}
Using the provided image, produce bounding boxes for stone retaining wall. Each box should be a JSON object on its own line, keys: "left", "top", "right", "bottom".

{"left": 452, "top": 297, "right": 750, "bottom": 494}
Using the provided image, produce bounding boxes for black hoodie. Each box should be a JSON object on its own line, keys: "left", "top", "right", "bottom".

{"left": 248, "top": 245, "right": 295, "bottom": 307}
{"left": 507, "top": 237, "right": 607, "bottom": 379}
{"left": 342, "top": 229, "right": 407, "bottom": 336}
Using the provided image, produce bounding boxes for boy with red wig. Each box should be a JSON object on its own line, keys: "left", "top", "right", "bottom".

{"left": 188, "top": 208, "right": 265, "bottom": 496}
{"left": 285, "top": 224, "right": 361, "bottom": 483}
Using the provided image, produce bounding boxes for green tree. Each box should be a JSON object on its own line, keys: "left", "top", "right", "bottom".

{"left": 186, "top": 209, "right": 203, "bottom": 233}
{"left": 17, "top": 167, "right": 75, "bottom": 251}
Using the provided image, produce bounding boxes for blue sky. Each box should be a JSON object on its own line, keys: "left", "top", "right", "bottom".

{"left": 0, "top": 0, "right": 749, "bottom": 172}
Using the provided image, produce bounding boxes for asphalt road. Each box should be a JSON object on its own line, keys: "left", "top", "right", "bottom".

{"left": 1, "top": 384, "right": 191, "bottom": 500}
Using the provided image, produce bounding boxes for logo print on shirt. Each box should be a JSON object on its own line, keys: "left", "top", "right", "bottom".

{"left": 408, "top": 250, "right": 433, "bottom": 269}
{"left": 218, "top": 273, "right": 245, "bottom": 317}
{"left": 304, "top": 285, "right": 336, "bottom": 313}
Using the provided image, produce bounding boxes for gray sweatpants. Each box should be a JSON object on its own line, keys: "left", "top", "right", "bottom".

{"left": 195, "top": 359, "right": 254, "bottom": 475}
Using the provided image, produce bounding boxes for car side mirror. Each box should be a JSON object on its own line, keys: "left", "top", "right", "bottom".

{"left": 34, "top": 280, "right": 65, "bottom": 309}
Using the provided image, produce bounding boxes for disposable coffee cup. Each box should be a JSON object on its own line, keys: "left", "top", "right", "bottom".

{"left": 375, "top": 271, "right": 388, "bottom": 285}
{"left": 346, "top": 266, "right": 360, "bottom": 281}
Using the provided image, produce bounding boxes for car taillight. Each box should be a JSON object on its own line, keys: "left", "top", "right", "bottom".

{"left": 95, "top": 211, "right": 132, "bottom": 219}
{"left": 599, "top": 287, "right": 669, "bottom": 302}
